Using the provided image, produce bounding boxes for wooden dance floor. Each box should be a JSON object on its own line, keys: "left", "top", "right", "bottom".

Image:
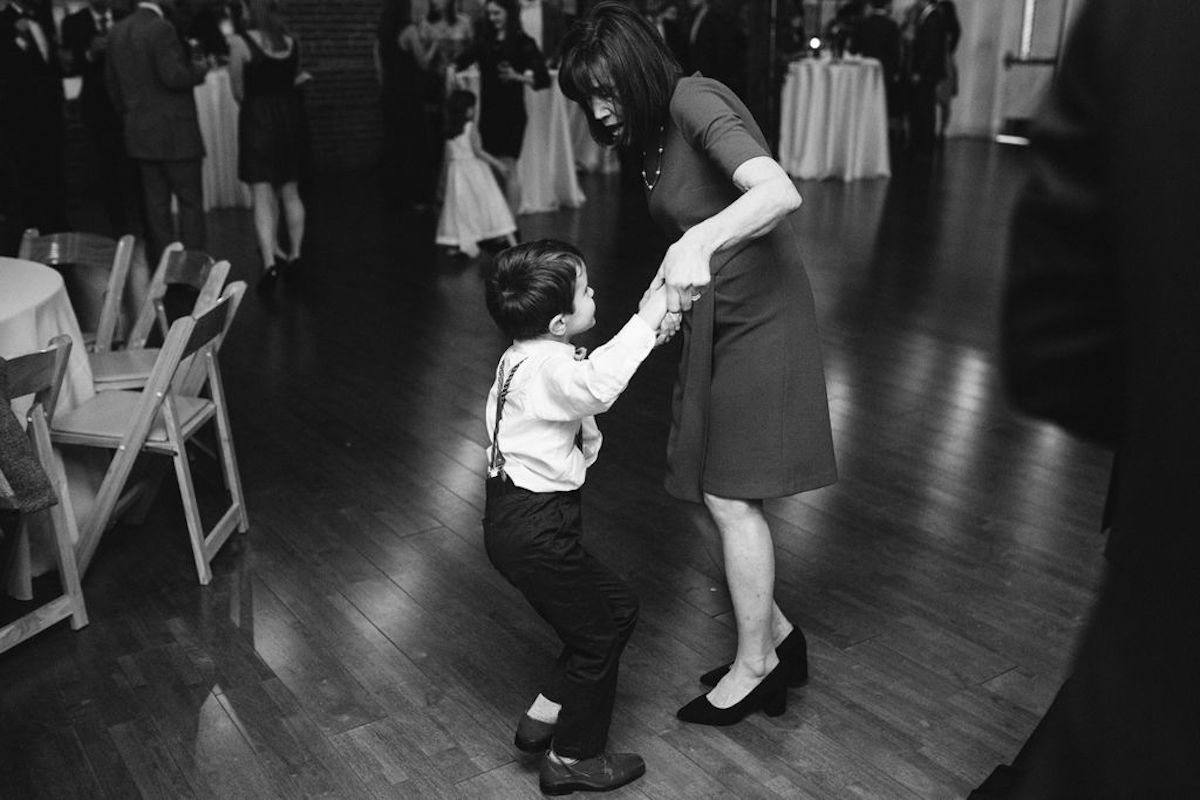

{"left": 0, "top": 141, "right": 1111, "bottom": 799}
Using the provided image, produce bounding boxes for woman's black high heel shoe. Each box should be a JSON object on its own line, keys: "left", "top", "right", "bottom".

{"left": 699, "top": 627, "right": 809, "bottom": 688}
{"left": 677, "top": 663, "right": 789, "bottom": 726}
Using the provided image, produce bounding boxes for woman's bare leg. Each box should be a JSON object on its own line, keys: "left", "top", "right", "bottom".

{"left": 702, "top": 493, "right": 787, "bottom": 708}
{"left": 251, "top": 182, "right": 279, "bottom": 271}
{"left": 278, "top": 181, "right": 306, "bottom": 260}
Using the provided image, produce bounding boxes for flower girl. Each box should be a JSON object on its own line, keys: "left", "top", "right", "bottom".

{"left": 436, "top": 90, "right": 519, "bottom": 257}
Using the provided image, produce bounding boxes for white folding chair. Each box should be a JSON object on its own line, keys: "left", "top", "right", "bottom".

{"left": 0, "top": 336, "right": 88, "bottom": 654}
{"left": 88, "top": 243, "right": 230, "bottom": 392}
{"left": 51, "top": 283, "right": 249, "bottom": 584}
{"left": 19, "top": 229, "right": 136, "bottom": 353}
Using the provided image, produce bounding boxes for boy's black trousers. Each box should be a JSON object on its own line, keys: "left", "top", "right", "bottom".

{"left": 483, "top": 475, "right": 639, "bottom": 760}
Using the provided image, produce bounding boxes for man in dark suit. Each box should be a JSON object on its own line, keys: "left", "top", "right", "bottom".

{"left": 1001, "top": 0, "right": 1200, "bottom": 796}
{"left": 0, "top": 0, "right": 68, "bottom": 254}
{"left": 106, "top": 0, "right": 208, "bottom": 260}
{"left": 61, "top": 0, "right": 137, "bottom": 235}
{"left": 906, "top": 0, "right": 946, "bottom": 155}
{"left": 683, "top": 0, "right": 746, "bottom": 98}
{"left": 851, "top": 0, "right": 901, "bottom": 118}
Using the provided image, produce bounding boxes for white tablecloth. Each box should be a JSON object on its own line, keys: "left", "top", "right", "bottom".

{"left": 0, "top": 258, "right": 101, "bottom": 599}
{"left": 778, "top": 57, "right": 891, "bottom": 181}
{"left": 451, "top": 68, "right": 587, "bottom": 214}
{"left": 195, "top": 68, "right": 252, "bottom": 211}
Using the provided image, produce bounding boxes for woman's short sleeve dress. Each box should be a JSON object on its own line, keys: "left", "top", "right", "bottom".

{"left": 647, "top": 76, "right": 837, "bottom": 503}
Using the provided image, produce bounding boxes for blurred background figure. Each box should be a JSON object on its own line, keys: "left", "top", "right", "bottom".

{"left": 647, "top": 0, "right": 687, "bottom": 66}
{"left": 0, "top": 0, "right": 68, "bottom": 254}
{"left": 454, "top": 0, "right": 550, "bottom": 214}
{"left": 850, "top": 0, "right": 901, "bottom": 138}
{"left": 228, "top": 0, "right": 309, "bottom": 289}
{"left": 419, "top": 0, "right": 474, "bottom": 210}
{"left": 375, "top": 0, "right": 439, "bottom": 212}
{"left": 903, "top": 0, "right": 948, "bottom": 156}
{"left": 105, "top": 0, "right": 209, "bottom": 261}
{"left": 823, "top": 0, "right": 863, "bottom": 59}
{"left": 934, "top": 0, "right": 960, "bottom": 142}
{"left": 518, "top": 0, "right": 566, "bottom": 66}
{"left": 61, "top": 0, "right": 137, "bottom": 237}
{"left": 1001, "top": 0, "right": 1200, "bottom": 796}
{"left": 682, "top": 0, "right": 745, "bottom": 98}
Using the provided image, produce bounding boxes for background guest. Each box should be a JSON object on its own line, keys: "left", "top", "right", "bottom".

{"left": 682, "top": 0, "right": 745, "bottom": 99}
{"left": 647, "top": 0, "right": 687, "bottom": 67}
{"left": 904, "top": 0, "right": 948, "bottom": 156}
{"left": 61, "top": 0, "right": 138, "bottom": 236}
{"left": 0, "top": 0, "right": 68, "bottom": 254}
{"left": 934, "top": 0, "right": 960, "bottom": 142}
{"left": 106, "top": 0, "right": 209, "bottom": 261}
{"left": 374, "top": 0, "right": 439, "bottom": 211}
{"left": 518, "top": 0, "right": 566, "bottom": 66}
{"left": 455, "top": 0, "right": 550, "bottom": 214}
{"left": 228, "top": 0, "right": 308, "bottom": 288}
{"left": 851, "top": 0, "right": 901, "bottom": 132}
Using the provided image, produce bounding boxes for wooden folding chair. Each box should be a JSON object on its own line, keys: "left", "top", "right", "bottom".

{"left": 19, "top": 229, "right": 136, "bottom": 353}
{"left": 88, "top": 243, "right": 230, "bottom": 392}
{"left": 51, "top": 283, "right": 249, "bottom": 585}
{"left": 0, "top": 336, "right": 88, "bottom": 654}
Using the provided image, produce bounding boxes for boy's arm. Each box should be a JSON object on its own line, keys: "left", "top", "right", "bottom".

{"left": 581, "top": 416, "right": 601, "bottom": 466}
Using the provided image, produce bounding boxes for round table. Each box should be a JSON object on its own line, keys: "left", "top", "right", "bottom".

{"left": 778, "top": 56, "right": 892, "bottom": 182}
{"left": 0, "top": 258, "right": 100, "bottom": 600}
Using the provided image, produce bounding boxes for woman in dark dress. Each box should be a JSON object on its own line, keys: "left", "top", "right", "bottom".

{"left": 561, "top": 2, "right": 837, "bottom": 726}
{"left": 375, "top": 0, "right": 439, "bottom": 212}
{"left": 454, "top": 0, "right": 550, "bottom": 211}
{"left": 229, "top": 0, "right": 308, "bottom": 286}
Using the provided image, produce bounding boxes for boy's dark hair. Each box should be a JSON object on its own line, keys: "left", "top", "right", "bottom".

{"left": 558, "top": 1, "right": 682, "bottom": 150}
{"left": 486, "top": 240, "right": 586, "bottom": 341}
{"left": 446, "top": 89, "right": 476, "bottom": 138}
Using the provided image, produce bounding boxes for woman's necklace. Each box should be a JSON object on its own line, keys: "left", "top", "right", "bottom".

{"left": 641, "top": 126, "right": 665, "bottom": 192}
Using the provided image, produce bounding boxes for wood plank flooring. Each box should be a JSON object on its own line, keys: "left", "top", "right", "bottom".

{"left": 0, "top": 141, "right": 1112, "bottom": 799}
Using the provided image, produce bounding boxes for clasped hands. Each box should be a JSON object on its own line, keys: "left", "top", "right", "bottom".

{"left": 640, "top": 236, "right": 712, "bottom": 346}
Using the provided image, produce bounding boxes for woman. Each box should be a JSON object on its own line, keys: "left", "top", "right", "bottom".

{"left": 228, "top": 0, "right": 310, "bottom": 287}
{"left": 419, "top": 0, "right": 474, "bottom": 67}
{"left": 560, "top": 2, "right": 837, "bottom": 725}
{"left": 454, "top": 0, "right": 550, "bottom": 212}
{"left": 374, "top": 0, "right": 439, "bottom": 211}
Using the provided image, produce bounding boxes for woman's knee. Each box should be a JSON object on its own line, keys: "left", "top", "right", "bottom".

{"left": 702, "top": 492, "right": 760, "bottom": 526}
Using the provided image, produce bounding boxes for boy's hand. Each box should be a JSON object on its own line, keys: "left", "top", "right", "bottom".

{"left": 638, "top": 275, "right": 674, "bottom": 344}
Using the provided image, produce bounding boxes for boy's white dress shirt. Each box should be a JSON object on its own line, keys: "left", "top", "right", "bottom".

{"left": 486, "top": 315, "right": 657, "bottom": 492}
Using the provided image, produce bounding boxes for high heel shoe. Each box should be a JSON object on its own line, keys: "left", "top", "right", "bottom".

{"left": 256, "top": 263, "right": 281, "bottom": 292}
{"left": 699, "top": 627, "right": 809, "bottom": 688}
{"left": 676, "top": 663, "right": 789, "bottom": 726}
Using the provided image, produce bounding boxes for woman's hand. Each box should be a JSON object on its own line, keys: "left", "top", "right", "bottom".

{"left": 497, "top": 61, "right": 520, "bottom": 82}
{"left": 659, "top": 233, "right": 713, "bottom": 314}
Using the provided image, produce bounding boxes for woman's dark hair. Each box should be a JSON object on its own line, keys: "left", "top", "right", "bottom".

{"left": 426, "top": 0, "right": 458, "bottom": 24}
{"left": 445, "top": 89, "right": 476, "bottom": 138}
{"left": 558, "top": 1, "right": 682, "bottom": 149}
{"left": 246, "top": 0, "right": 288, "bottom": 52}
{"left": 486, "top": 240, "right": 586, "bottom": 341}
{"left": 481, "top": 0, "right": 523, "bottom": 43}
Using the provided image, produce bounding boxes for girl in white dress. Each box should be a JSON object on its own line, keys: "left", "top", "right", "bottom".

{"left": 436, "top": 90, "right": 518, "bottom": 257}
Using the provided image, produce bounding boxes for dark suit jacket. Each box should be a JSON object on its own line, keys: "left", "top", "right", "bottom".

{"left": 1003, "top": 0, "right": 1200, "bottom": 794}
{"left": 852, "top": 12, "right": 901, "bottom": 83}
{"left": 61, "top": 6, "right": 125, "bottom": 130}
{"left": 685, "top": 6, "right": 745, "bottom": 96}
{"left": 0, "top": 2, "right": 63, "bottom": 148}
{"left": 532, "top": 1, "right": 567, "bottom": 66}
{"left": 910, "top": 2, "right": 947, "bottom": 84}
{"left": 105, "top": 6, "right": 206, "bottom": 161}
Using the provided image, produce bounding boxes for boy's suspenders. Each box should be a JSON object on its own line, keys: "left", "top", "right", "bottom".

{"left": 488, "top": 358, "right": 527, "bottom": 479}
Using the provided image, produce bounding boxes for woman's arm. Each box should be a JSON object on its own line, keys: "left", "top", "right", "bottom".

{"left": 227, "top": 34, "right": 250, "bottom": 103}
{"left": 658, "top": 155, "right": 801, "bottom": 312}
{"left": 399, "top": 25, "right": 438, "bottom": 71}
{"left": 469, "top": 124, "right": 508, "bottom": 174}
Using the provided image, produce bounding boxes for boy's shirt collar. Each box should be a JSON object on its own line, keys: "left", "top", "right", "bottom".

{"left": 511, "top": 337, "right": 575, "bottom": 356}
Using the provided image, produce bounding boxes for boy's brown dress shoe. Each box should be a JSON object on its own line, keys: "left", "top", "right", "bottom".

{"left": 538, "top": 752, "right": 645, "bottom": 795}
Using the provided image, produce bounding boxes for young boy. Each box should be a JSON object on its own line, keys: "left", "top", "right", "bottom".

{"left": 482, "top": 239, "right": 668, "bottom": 795}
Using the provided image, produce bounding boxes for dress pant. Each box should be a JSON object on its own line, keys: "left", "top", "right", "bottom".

{"left": 483, "top": 476, "right": 639, "bottom": 760}
{"left": 909, "top": 80, "right": 938, "bottom": 155}
{"left": 139, "top": 158, "right": 205, "bottom": 261}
